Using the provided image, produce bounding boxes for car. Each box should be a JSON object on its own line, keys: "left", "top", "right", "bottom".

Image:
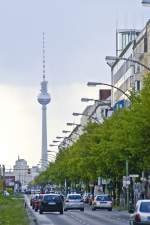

{"left": 91, "top": 194, "right": 112, "bottom": 211}
{"left": 64, "top": 193, "right": 84, "bottom": 211}
{"left": 129, "top": 200, "right": 150, "bottom": 225}
{"left": 39, "top": 194, "right": 63, "bottom": 214}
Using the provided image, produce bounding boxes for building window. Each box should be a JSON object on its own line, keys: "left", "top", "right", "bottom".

{"left": 135, "top": 80, "right": 140, "bottom": 91}
{"left": 144, "top": 37, "right": 147, "bottom": 53}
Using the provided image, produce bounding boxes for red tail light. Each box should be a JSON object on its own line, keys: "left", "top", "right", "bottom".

{"left": 135, "top": 213, "right": 141, "bottom": 222}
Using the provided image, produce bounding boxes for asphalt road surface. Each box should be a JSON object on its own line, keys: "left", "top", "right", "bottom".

{"left": 26, "top": 196, "right": 129, "bottom": 225}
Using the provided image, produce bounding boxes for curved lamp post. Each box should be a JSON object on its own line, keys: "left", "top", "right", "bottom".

{"left": 49, "top": 144, "right": 58, "bottom": 147}
{"left": 105, "top": 56, "right": 150, "bottom": 72}
{"left": 67, "top": 122, "right": 82, "bottom": 127}
{"left": 47, "top": 150, "right": 57, "bottom": 153}
{"left": 87, "top": 81, "right": 131, "bottom": 101}
{"left": 62, "top": 130, "right": 71, "bottom": 134}
{"left": 52, "top": 140, "right": 61, "bottom": 143}
{"left": 56, "top": 136, "right": 66, "bottom": 139}
{"left": 72, "top": 112, "right": 99, "bottom": 123}
{"left": 81, "top": 98, "right": 112, "bottom": 108}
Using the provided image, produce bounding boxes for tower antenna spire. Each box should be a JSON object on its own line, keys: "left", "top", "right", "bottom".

{"left": 42, "top": 32, "right": 46, "bottom": 80}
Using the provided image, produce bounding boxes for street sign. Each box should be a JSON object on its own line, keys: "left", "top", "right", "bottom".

{"left": 129, "top": 174, "right": 139, "bottom": 178}
{"left": 123, "top": 176, "right": 130, "bottom": 187}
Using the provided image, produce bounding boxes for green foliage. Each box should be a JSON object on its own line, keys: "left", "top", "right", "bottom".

{"left": 34, "top": 73, "right": 150, "bottom": 187}
{"left": 0, "top": 195, "right": 29, "bottom": 225}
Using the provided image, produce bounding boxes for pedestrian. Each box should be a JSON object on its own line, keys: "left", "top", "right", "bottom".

{"left": 24, "top": 200, "right": 27, "bottom": 208}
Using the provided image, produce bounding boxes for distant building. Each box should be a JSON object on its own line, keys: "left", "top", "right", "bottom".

{"left": 31, "top": 166, "right": 40, "bottom": 180}
{"left": 13, "top": 157, "right": 31, "bottom": 186}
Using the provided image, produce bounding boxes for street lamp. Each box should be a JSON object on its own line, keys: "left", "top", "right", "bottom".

{"left": 87, "top": 81, "right": 131, "bottom": 101}
{"left": 72, "top": 112, "right": 99, "bottom": 123}
{"left": 48, "top": 154, "right": 56, "bottom": 159}
{"left": 47, "top": 149, "right": 57, "bottom": 153}
{"left": 81, "top": 97, "right": 96, "bottom": 102}
{"left": 66, "top": 122, "right": 81, "bottom": 126}
{"left": 81, "top": 98, "right": 111, "bottom": 107}
{"left": 142, "top": 0, "right": 150, "bottom": 6}
{"left": 52, "top": 140, "right": 61, "bottom": 143}
{"left": 62, "top": 130, "right": 71, "bottom": 134}
{"left": 47, "top": 151, "right": 56, "bottom": 155}
{"left": 105, "top": 56, "right": 150, "bottom": 72}
{"left": 49, "top": 144, "right": 58, "bottom": 147}
{"left": 56, "top": 136, "right": 66, "bottom": 139}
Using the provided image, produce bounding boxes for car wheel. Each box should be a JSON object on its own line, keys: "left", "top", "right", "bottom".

{"left": 133, "top": 222, "right": 137, "bottom": 225}
{"left": 60, "top": 210, "right": 63, "bottom": 214}
{"left": 80, "top": 208, "right": 84, "bottom": 211}
{"left": 108, "top": 208, "right": 112, "bottom": 211}
{"left": 129, "top": 221, "right": 135, "bottom": 225}
{"left": 39, "top": 210, "right": 43, "bottom": 214}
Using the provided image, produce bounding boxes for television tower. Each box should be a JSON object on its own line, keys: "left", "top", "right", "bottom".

{"left": 37, "top": 33, "right": 51, "bottom": 170}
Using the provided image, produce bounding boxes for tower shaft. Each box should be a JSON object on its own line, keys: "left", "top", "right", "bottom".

{"left": 41, "top": 105, "right": 48, "bottom": 169}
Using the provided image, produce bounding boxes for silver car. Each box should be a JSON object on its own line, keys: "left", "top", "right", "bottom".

{"left": 64, "top": 193, "right": 84, "bottom": 211}
{"left": 91, "top": 194, "right": 112, "bottom": 211}
{"left": 129, "top": 200, "right": 150, "bottom": 225}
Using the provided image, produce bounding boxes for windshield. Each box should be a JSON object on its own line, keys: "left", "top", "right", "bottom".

{"left": 68, "top": 195, "right": 81, "bottom": 200}
{"left": 96, "top": 196, "right": 112, "bottom": 201}
{"left": 43, "top": 195, "right": 59, "bottom": 202}
{"left": 140, "top": 202, "right": 150, "bottom": 212}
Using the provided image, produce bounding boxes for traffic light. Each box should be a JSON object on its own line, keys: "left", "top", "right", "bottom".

{"left": 28, "top": 169, "right": 31, "bottom": 174}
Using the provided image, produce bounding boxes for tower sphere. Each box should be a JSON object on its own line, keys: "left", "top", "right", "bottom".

{"left": 38, "top": 92, "right": 51, "bottom": 105}
{"left": 37, "top": 80, "right": 51, "bottom": 105}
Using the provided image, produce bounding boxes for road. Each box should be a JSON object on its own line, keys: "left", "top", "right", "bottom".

{"left": 26, "top": 196, "right": 129, "bottom": 225}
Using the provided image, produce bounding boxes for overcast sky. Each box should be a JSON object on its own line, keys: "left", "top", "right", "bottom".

{"left": 0, "top": 0, "right": 149, "bottom": 168}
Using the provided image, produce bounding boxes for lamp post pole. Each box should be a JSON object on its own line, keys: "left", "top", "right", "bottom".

{"left": 126, "top": 160, "right": 129, "bottom": 209}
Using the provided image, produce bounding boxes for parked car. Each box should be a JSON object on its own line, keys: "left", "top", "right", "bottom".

{"left": 91, "top": 194, "right": 112, "bottom": 211}
{"left": 64, "top": 193, "right": 84, "bottom": 211}
{"left": 129, "top": 199, "right": 150, "bottom": 225}
{"left": 39, "top": 194, "right": 63, "bottom": 214}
